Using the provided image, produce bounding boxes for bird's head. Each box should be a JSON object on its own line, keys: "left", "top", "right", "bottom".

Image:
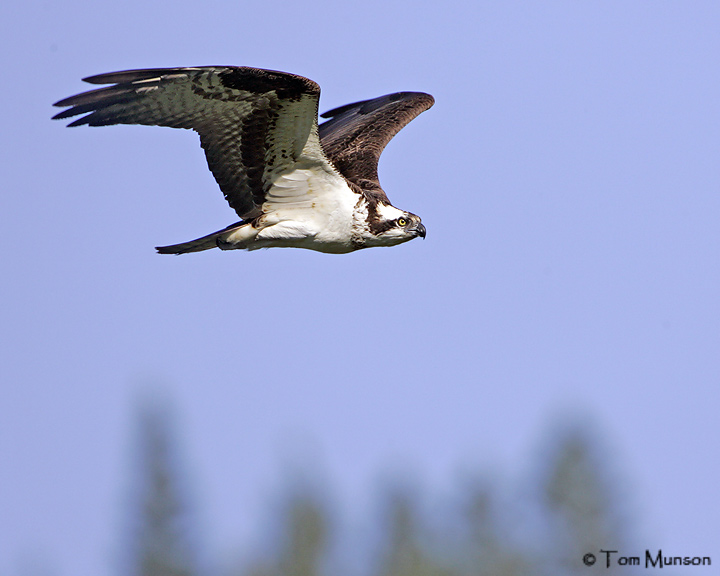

{"left": 366, "top": 203, "right": 426, "bottom": 247}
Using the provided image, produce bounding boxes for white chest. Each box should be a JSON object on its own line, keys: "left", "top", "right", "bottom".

{"left": 256, "top": 166, "right": 362, "bottom": 252}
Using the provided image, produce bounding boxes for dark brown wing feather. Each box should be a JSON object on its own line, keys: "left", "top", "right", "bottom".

{"left": 318, "top": 92, "right": 434, "bottom": 201}
{"left": 53, "top": 66, "right": 321, "bottom": 219}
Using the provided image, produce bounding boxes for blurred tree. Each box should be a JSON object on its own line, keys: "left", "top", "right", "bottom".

{"left": 242, "top": 493, "right": 327, "bottom": 576}
{"left": 124, "top": 398, "right": 199, "bottom": 576}
{"left": 278, "top": 496, "right": 327, "bottom": 576}
{"left": 542, "top": 428, "right": 638, "bottom": 575}
{"left": 377, "top": 491, "right": 454, "bottom": 576}
{"left": 113, "top": 401, "right": 635, "bottom": 576}
{"left": 461, "top": 485, "right": 530, "bottom": 576}
{"left": 224, "top": 426, "right": 637, "bottom": 576}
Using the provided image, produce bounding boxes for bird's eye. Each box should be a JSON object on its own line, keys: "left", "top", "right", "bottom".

{"left": 398, "top": 217, "right": 408, "bottom": 226}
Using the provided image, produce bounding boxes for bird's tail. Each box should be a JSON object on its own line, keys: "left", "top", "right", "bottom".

{"left": 155, "top": 221, "right": 247, "bottom": 255}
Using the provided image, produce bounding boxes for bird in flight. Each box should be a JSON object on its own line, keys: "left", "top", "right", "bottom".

{"left": 53, "top": 66, "right": 433, "bottom": 254}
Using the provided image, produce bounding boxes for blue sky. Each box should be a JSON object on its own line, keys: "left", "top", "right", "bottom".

{"left": 1, "top": 1, "right": 719, "bottom": 574}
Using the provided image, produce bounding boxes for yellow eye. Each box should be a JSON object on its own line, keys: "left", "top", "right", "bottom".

{"left": 398, "top": 217, "right": 408, "bottom": 226}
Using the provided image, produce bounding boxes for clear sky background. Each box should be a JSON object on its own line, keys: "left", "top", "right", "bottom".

{"left": 1, "top": 1, "right": 718, "bottom": 574}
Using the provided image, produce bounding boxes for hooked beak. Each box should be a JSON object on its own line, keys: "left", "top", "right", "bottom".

{"left": 415, "top": 222, "right": 426, "bottom": 239}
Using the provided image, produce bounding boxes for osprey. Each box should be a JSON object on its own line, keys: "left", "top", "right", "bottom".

{"left": 53, "top": 66, "right": 433, "bottom": 254}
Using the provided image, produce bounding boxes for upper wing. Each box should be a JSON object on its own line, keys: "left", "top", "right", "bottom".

{"left": 53, "top": 66, "right": 323, "bottom": 220}
{"left": 318, "top": 91, "right": 434, "bottom": 200}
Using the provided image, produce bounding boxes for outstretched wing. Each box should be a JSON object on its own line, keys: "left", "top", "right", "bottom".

{"left": 318, "top": 92, "right": 434, "bottom": 201}
{"left": 53, "top": 67, "right": 323, "bottom": 219}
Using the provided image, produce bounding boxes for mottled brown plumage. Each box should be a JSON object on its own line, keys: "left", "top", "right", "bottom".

{"left": 319, "top": 92, "right": 435, "bottom": 203}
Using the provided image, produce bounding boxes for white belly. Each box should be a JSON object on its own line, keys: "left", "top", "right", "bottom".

{"left": 252, "top": 166, "right": 361, "bottom": 252}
